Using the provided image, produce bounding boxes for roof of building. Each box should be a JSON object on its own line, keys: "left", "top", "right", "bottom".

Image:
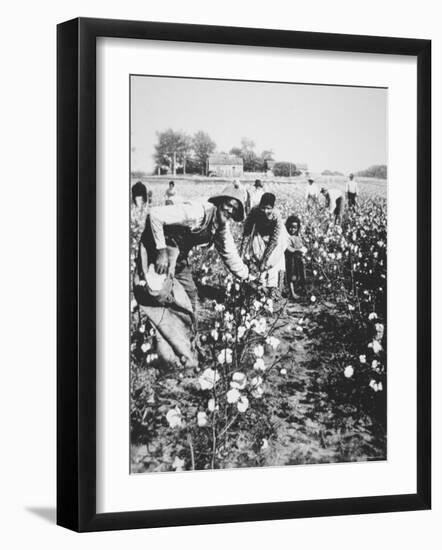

{"left": 208, "top": 154, "right": 244, "bottom": 166}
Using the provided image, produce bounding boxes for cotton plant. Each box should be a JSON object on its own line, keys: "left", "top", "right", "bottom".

{"left": 162, "top": 275, "right": 288, "bottom": 471}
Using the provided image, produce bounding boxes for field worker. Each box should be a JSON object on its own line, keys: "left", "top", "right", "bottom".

{"left": 305, "top": 177, "right": 320, "bottom": 209}
{"left": 164, "top": 180, "right": 180, "bottom": 205}
{"left": 131, "top": 181, "right": 152, "bottom": 229}
{"left": 133, "top": 184, "right": 250, "bottom": 367}
{"left": 241, "top": 192, "right": 288, "bottom": 289}
{"left": 285, "top": 215, "right": 307, "bottom": 299}
{"left": 132, "top": 181, "right": 147, "bottom": 208}
{"left": 345, "top": 173, "right": 359, "bottom": 209}
{"left": 246, "top": 179, "right": 265, "bottom": 213}
{"left": 320, "top": 187, "right": 345, "bottom": 224}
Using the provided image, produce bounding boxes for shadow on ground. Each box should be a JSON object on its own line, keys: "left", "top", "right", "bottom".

{"left": 26, "top": 507, "right": 56, "bottom": 524}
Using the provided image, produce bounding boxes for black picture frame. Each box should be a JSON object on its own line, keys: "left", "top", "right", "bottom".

{"left": 57, "top": 17, "right": 431, "bottom": 532}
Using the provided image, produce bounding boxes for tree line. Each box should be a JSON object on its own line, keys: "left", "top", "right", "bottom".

{"left": 153, "top": 129, "right": 301, "bottom": 176}
{"left": 356, "top": 165, "right": 387, "bottom": 179}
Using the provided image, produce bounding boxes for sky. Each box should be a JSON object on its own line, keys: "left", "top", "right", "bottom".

{"left": 130, "top": 75, "right": 387, "bottom": 175}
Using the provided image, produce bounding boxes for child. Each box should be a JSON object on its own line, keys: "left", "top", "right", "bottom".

{"left": 285, "top": 215, "right": 306, "bottom": 299}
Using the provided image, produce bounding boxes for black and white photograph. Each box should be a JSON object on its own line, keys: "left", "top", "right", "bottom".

{"left": 129, "top": 74, "right": 387, "bottom": 473}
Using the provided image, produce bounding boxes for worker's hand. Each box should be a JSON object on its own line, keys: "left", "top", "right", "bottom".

{"left": 155, "top": 248, "right": 169, "bottom": 275}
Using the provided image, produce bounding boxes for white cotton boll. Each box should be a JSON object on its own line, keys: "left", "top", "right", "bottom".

{"left": 172, "top": 456, "right": 185, "bottom": 471}
{"left": 166, "top": 407, "right": 183, "bottom": 428}
{"left": 197, "top": 411, "right": 208, "bottom": 427}
{"left": 372, "top": 340, "right": 383, "bottom": 354}
{"left": 217, "top": 348, "right": 233, "bottom": 365}
{"left": 198, "top": 368, "right": 220, "bottom": 390}
{"left": 237, "top": 396, "right": 249, "bottom": 413}
{"left": 230, "top": 372, "right": 247, "bottom": 390}
{"left": 344, "top": 365, "right": 354, "bottom": 378}
{"left": 253, "top": 358, "right": 266, "bottom": 371}
{"left": 266, "top": 336, "right": 281, "bottom": 349}
{"left": 227, "top": 388, "right": 241, "bottom": 404}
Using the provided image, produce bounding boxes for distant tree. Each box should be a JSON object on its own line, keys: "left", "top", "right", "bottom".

{"left": 260, "top": 150, "right": 274, "bottom": 172}
{"left": 177, "top": 157, "right": 201, "bottom": 175}
{"left": 260, "top": 149, "right": 274, "bottom": 161}
{"left": 192, "top": 131, "right": 216, "bottom": 175}
{"left": 356, "top": 165, "right": 387, "bottom": 179}
{"left": 153, "top": 129, "right": 191, "bottom": 175}
{"left": 229, "top": 146, "right": 243, "bottom": 158}
{"left": 273, "top": 162, "right": 299, "bottom": 177}
{"left": 240, "top": 138, "right": 258, "bottom": 171}
{"left": 230, "top": 138, "right": 263, "bottom": 171}
{"left": 229, "top": 141, "right": 275, "bottom": 172}
{"left": 322, "top": 169, "right": 344, "bottom": 176}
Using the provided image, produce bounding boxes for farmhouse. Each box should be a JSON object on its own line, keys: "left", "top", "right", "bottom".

{"left": 207, "top": 154, "right": 244, "bottom": 177}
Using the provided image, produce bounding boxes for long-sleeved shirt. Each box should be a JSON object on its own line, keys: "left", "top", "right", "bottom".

{"left": 149, "top": 201, "right": 249, "bottom": 279}
{"left": 345, "top": 179, "right": 358, "bottom": 194}
{"left": 286, "top": 234, "right": 305, "bottom": 253}
{"left": 243, "top": 207, "right": 285, "bottom": 267}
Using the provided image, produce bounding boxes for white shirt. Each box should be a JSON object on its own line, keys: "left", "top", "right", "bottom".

{"left": 149, "top": 201, "right": 249, "bottom": 279}
{"left": 345, "top": 179, "right": 358, "bottom": 194}
{"left": 247, "top": 186, "right": 265, "bottom": 209}
{"left": 305, "top": 183, "right": 320, "bottom": 198}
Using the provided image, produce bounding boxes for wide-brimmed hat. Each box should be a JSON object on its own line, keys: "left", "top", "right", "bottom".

{"left": 208, "top": 184, "right": 246, "bottom": 222}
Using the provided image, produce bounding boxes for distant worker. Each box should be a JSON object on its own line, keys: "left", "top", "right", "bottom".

{"left": 246, "top": 179, "right": 265, "bottom": 213}
{"left": 164, "top": 181, "right": 181, "bottom": 205}
{"left": 320, "top": 187, "right": 345, "bottom": 224}
{"left": 345, "top": 173, "right": 359, "bottom": 209}
{"left": 132, "top": 181, "right": 147, "bottom": 208}
{"left": 305, "top": 177, "right": 320, "bottom": 209}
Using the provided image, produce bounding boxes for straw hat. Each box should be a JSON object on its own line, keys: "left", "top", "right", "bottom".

{"left": 208, "top": 184, "right": 246, "bottom": 222}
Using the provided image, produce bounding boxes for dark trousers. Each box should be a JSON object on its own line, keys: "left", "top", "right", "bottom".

{"left": 285, "top": 250, "right": 305, "bottom": 288}
{"left": 347, "top": 192, "right": 357, "bottom": 208}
